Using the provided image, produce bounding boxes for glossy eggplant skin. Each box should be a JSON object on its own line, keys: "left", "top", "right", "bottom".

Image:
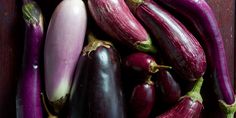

{"left": 157, "top": 97, "right": 203, "bottom": 118}
{"left": 69, "top": 36, "right": 125, "bottom": 118}
{"left": 156, "top": 70, "right": 181, "bottom": 104}
{"left": 129, "top": 79, "right": 156, "bottom": 118}
{"left": 68, "top": 55, "right": 90, "bottom": 118}
{"left": 127, "top": 0, "right": 206, "bottom": 81}
{"left": 125, "top": 52, "right": 156, "bottom": 74}
{"left": 16, "top": 2, "right": 43, "bottom": 118}
{"left": 158, "top": 0, "right": 234, "bottom": 106}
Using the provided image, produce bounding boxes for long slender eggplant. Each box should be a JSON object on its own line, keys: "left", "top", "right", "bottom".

{"left": 16, "top": 1, "right": 44, "bottom": 118}
{"left": 157, "top": 0, "right": 236, "bottom": 116}
{"left": 157, "top": 77, "right": 204, "bottom": 118}
{"left": 44, "top": 0, "right": 87, "bottom": 113}
{"left": 124, "top": 52, "right": 171, "bottom": 74}
{"left": 88, "top": 0, "right": 156, "bottom": 53}
{"left": 129, "top": 75, "right": 156, "bottom": 118}
{"left": 126, "top": 0, "right": 206, "bottom": 81}
{"left": 156, "top": 70, "right": 181, "bottom": 104}
{"left": 69, "top": 34, "right": 125, "bottom": 118}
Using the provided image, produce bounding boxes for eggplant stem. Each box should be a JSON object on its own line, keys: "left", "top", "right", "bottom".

{"left": 83, "top": 33, "right": 112, "bottom": 57}
{"left": 144, "top": 75, "right": 153, "bottom": 85}
{"left": 41, "top": 93, "right": 58, "bottom": 118}
{"left": 219, "top": 96, "right": 236, "bottom": 118}
{"left": 149, "top": 61, "right": 172, "bottom": 73}
{"left": 185, "top": 77, "right": 204, "bottom": 103}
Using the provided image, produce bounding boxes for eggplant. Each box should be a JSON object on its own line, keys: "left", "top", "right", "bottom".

{"left": 157, "top": 77, "right": 204, "bottom": 118}
{"left": 156, "top": 69, "right": 181, "bottom": 104}
{"left": 88, "top": 0, "right": 156, "bottom": 53}
{"left": 157, "top": 0, "right": 236, "bottom": 116}
{"left": 44, "top": 0, "right": 87, "bottom": 113}
{"left": 16, "top": 1, "right": 44, "bottom": 118}
{"left": 68, "top": 34, "right": 125, "bottom": 118}
{"left": 124, "top": 52, "right": 171, "bottom": 74}
{"left": 68, "top": 55, "right": 89, "bottom": 118}
{"left": 126, "top": 0, "right": 206, "bottom": 81}
{"left": 129, "top": 75, "right": 156, "bottom": 118}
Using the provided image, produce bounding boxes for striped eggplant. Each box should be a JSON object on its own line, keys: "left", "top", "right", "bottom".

{"left": 88, "top": 0, "right": 156, "bottom": 53}
{"left": 157, "top": 0, "right": 236, "bottom": 117}
{"left": 126, "top": 0, "right": 206, "bottom": 81}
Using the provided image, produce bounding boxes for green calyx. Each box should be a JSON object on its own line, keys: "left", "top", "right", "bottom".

{"left": 82, "top": 33, "right": 113, "bottom": 57}
{"left": 22, "top": 1, "right": 42, "bottom": 25}
{"left": 185, "top": 77, "right": 204, "bottom": 103}
{"left": 135, "top": 37, "right": 157, "bottom": 53}
{"left": 219, "top": 97, "right": 236, "bottom": 118}
{"left": 126, "top": 0, "right": 144, "bottom": 12}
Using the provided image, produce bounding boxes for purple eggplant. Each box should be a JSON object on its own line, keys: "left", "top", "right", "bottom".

{"left": 157, "top": 77, "right": 204, "bottom": 118}
{"left": 124, "top": 52, "right": 171, "bottom": 74}
{"left": 156, "top": 70, "right": 181, "bottom": 104}
{"left": 157, "top": 0, "right": 236, "bottom": 116}
{"left": 88, "top": 0, "right": 156, "bottom": 53}
{"left": 69, "top": 34, "right": 125, "bottom": 118}
{"left": 68, "top": 55, "right": 90, "bottom": 118}
{"left": 126, "top": 0, "right": 206, "bottom": 81}
{"left": 16, "top": 1, "right": 44, "bottom": 118}
{"left": 129, "top": 75, "right": 156, "bottom": 118}
{"left": 44, "top": 0, "right": 87, "bottom": 113}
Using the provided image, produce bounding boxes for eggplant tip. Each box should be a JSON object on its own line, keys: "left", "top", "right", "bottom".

{"left": 126, "top": 0, "right": 143, "bottom": 12}
{"left": 219, "top": 97, "right": 236, "bottom": 118}
{"left": 185, "top": 77, "right": 204, "bottom": 103}
{"left": 135, "top": 39, "right": 157, "bottom": 53}
{"left": 22, "top": 1, "right": 42, "bottom": 25}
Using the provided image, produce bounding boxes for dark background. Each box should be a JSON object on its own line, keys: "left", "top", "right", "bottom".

{"left": 0, "top": 0, "right": 234, "bottom": 117}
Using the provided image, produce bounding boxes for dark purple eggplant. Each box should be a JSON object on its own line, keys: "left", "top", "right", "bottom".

{"left": 129, "top": 75, "right": 156, "bottom": 118}
{"left": 68, "top": 34, "right": 125, "bottom": 118}
{"left": 156, "top": 70, "right": 181, "bottom": 104}
{"left": 157, "top": 0, "right": 236, "bottom": 116}
{"left": 124, "top": 52, "right": 171, "bottom": 74}
{"left": 16, "top": 1, "right": 44, "bottom": 118}
{"left": 68, "top": 55, "right": 90, "bottom": 118}
{"left": 126, "top": 0, "right": 206, "bottom": 81}
{"left": 157, "top": 77, "right": 204, "bottom": 118}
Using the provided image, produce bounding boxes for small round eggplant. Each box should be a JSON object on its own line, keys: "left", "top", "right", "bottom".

{"left": 124, "top": 52, "right": 171, "bottom": 74}
{"left": 156, "top": 70, "right": 181, "bottom": 104}
{"left": 129, "top": 76, "right": 156, "bottom": 118}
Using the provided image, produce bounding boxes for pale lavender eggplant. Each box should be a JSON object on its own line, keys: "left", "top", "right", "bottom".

{"left": 88, "top": 0, "right": 156, "bottom": 52}
{"left": 124, "top": 52, "right": 171, "bottom": 74}
{"left": 157, "top": 0, "right": 236, "bottom": 112}
{"left": 44, "top": 0, "right": 87, "bottom": 113}
{"left": 126, "top": 0, "right": 206, "bottom": 81}
{"left": 16, "top": 1, "right": 44, "bottom": 118}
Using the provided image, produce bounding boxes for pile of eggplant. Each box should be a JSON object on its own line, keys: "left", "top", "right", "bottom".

{"left": 16, "top": 0, "right": 236, "bottom": 118}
